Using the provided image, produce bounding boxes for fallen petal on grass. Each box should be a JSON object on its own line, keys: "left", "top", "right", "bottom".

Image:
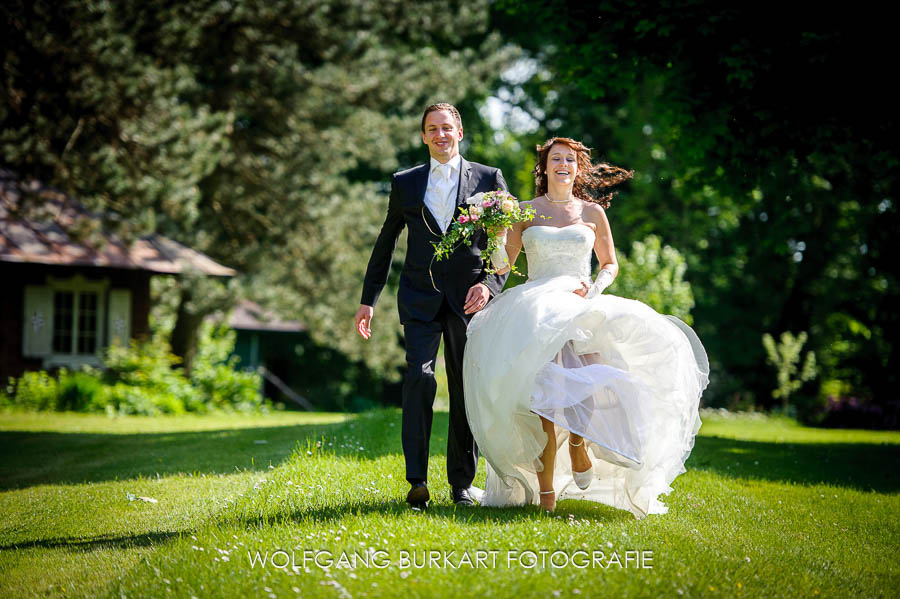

{"left": 125, "top": 492, "right": 158, "bottom": 503}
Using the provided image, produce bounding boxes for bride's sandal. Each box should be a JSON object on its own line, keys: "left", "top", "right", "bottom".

{"left": 539, "top": 490, "right": 556, "bottom": 512}
{"left": 570, "top": 438, "right": 594, "bottom": 490}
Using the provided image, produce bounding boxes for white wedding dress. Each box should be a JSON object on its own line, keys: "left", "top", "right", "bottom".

{"left": 463, "top": 224, "right": 709, "bottom": 519}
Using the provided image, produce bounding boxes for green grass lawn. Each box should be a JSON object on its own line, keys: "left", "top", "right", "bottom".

{"left": 1, "top": 409, "right": 897, "bottom": 598}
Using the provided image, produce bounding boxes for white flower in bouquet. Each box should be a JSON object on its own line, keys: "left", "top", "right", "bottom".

{"left": 466, "top": 192, "right": 485, "bottom": 206}
{"left": 469, "top": 204, "right": 484, "bottom": 219}
{"left": 500, "top": 198, "right": 516, "bottom": 214}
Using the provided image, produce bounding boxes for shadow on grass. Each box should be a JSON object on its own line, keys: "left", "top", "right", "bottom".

{"left": 0, "top": 530, "right": 181, "bottom": 552}
{"left": 222, "top": 495, "right": 636, "bottom": 529}
{"left": 3, "top": 410, "right": 898, "bottom": 496}
{"left": 689, "top": 435, "right": 900, "bottom": 493}
{"left": 0, "top": 421, "right": 354, "bottom": 490}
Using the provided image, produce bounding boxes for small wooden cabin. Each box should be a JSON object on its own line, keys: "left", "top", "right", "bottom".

{"left": 0, "top": 171, "right": 235, "bottom": 380}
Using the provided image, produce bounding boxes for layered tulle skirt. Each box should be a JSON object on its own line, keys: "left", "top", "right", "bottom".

{"left": 463, "top": 274, "right": 709, "bottom": 519}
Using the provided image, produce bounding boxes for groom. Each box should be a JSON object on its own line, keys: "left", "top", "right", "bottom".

{"left": 355, "top": 103, "right": 509, "bottom": 508}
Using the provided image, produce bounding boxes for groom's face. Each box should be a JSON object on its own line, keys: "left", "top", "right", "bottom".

{"left": 422, "top": 110, "right": 463, "bottom": 163}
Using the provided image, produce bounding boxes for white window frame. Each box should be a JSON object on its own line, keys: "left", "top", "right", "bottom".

{"left": 44, "top": 274, "right": 109, "bottom": 369}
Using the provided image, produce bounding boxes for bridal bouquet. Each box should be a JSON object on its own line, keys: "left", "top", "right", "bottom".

{"left": 432, "top": 190, "right": 535, "bottom": 274}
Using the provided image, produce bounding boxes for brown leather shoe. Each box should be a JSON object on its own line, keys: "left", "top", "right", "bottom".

{"left": 406, "top": 483, "right": 429, "bottom": 509}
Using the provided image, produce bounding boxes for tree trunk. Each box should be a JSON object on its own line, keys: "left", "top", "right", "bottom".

{"left": 169, "top": 287, "right": 204, "bottom": 376}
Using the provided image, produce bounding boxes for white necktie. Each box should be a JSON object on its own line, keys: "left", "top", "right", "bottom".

{"left": 431, "top": 164, "right": 455, "bottom": 232}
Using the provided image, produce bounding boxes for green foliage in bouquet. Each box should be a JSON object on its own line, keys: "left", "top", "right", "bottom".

{"left": 432, "top": 190, "right": 535, "bottom": 275}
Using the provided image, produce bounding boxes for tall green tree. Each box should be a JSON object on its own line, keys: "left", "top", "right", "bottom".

{"left": 2, "top": 0, "right": 517, "bottom": 385}
{"left": 490, "top": 1, "right": 897, "bottom": 413}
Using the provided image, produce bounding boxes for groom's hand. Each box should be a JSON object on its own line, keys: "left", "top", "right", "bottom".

{"left": 355, "top": 305, "right": 374, "bottom": 339}
{"left": 464, "top": 283, "right": 491, "bottom": 314}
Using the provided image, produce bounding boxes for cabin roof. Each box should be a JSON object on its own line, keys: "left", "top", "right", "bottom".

{"left": 0, "top": 170, "right": 236, "bottom": 276}
{"left": 228, "top": 301, "right": 305, "bottom": 333}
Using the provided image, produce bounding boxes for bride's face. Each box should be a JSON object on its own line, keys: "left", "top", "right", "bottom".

{"left": 546, "top": 143, "right": 578, "bottom": 187}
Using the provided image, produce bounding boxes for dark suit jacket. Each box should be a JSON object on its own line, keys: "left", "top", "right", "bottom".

{"left": 361, "top": 157, "right": 510, "bottom": 324}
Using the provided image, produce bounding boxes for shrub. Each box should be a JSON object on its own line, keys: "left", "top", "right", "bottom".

{"left": 57, "top": 370, "right": 105, "bottom": 412}
{"left": 815, "top": 379, "right": 899, "bottom": 429}
{"left": 190, "top": 323, "right": 264, "bottom": 413}
{"left": 820, "top": 395, "right": 900, "bottom": 430}
{"left": 762, "top": 331, "right": 817, "bottom": 417}
{"left": 103, "top": 338, "right": 183, "bottom": 389}
{"left": 192, "top": 363, "right": 263, "bottom": 413}
{"left": 5, "top": 325, "right": 265, "bottom": 415}
{"left": 7, "top": 370, "right": 59, "bottom": 411}
{"left": 611, "top": 235, "right": 695, "bottom": 323}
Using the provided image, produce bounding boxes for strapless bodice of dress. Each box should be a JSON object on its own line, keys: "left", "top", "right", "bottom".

{"left": 521, "top": 224, "right": 594, "bottom": 281}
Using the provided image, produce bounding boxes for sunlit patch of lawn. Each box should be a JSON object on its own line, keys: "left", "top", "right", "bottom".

{"left": 1, "top": 409, "right": 897, "bottom": 598}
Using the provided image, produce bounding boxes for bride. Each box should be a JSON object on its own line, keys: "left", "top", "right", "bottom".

{"left": 463, "top": 137, "right": 709, "bottom": 518}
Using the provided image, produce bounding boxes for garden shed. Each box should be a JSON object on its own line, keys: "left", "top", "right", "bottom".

{"left": 0, "top": 171, "right": 235, "bottom": 380}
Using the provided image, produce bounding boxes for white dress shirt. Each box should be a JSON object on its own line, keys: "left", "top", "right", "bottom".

{"left": 424, "top": 155, "right": 461, "bottom": 233}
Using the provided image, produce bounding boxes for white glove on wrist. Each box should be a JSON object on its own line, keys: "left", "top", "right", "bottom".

{"left": 585, "top": 268, "right": 615, "bottom": 299}
{"left": 489, "top": 230, "right": 509, "bottom": 270}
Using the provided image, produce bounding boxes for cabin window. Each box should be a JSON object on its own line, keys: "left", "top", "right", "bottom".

{"left": 51, "top": 290, "right": 100, "bottom": 355}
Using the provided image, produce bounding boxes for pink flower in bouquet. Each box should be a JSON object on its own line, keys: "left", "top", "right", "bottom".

{"left": 469, "top": 205, "right": 484, "bottom": 219}
{"left": 483, "top": 200, "right": 494, "bottom": 208}
{"left": 470, "top": 213, "right": 480, "bottom": 221}
{"left": 458, "top": 215, "right": 470, "bottom": 223}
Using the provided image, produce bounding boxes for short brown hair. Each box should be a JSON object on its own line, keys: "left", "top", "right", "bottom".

{"left": 533, "top": 137, "right": 634, "bottom": 208}
{"left": 421, "top": 103, "right": 462, "bottom": 132}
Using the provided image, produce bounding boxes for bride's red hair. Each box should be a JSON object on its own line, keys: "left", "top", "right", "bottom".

{"left": 533, "top": 137, "right": 633, "bottom": 208}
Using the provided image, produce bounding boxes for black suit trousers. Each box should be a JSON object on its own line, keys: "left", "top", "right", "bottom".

{"left": 401, "top": 297, "right": 476, "bottom": 488}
